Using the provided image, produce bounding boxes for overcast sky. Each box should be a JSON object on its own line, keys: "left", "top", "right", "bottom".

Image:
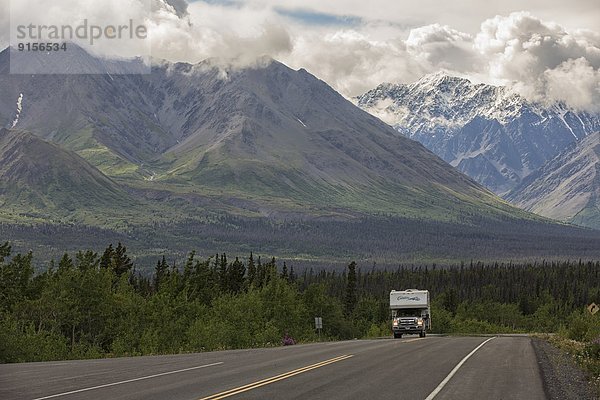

{"left": 2, "top": 0, "right": 599, "bottom": 110}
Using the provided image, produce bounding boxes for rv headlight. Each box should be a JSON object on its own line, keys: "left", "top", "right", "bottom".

{"left": 393, "top": 320, "right": 398, "bottom": 327}
{"left": 417, "top": 319, "right": 423, "bottom": 326}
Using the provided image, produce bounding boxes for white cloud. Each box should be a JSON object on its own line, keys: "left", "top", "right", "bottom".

{"left": 0, "top": 1, "right": 9, "bottom": 49}
{"left": 148, "top": 1, "right": 292, "bottom": 67}
{"left": 145, "top": 5, "right": 599, "bottom": 110}
{"left": 7, "top": 0, "right": 153, "bottom": 60}
{"left": 2, "top": 1, "right": 599, "bottom": 111}
{"left": 281, "top": 30, "right": 423, "bottom": 96}
{"left": 543, "top": 58, "right": 600, "bottom": 111}
{"left": 474, "top": 12, "right": 600, "bottom": 110}
{"left": 406, "top": 24, "right": 479, "bottom": 72}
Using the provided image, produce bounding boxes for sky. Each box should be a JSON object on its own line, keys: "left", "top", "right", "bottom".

{"left": 1, "top": 0, "right": 599, "bottom": 110}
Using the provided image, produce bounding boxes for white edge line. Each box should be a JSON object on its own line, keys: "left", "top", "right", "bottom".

{"left": 424, "top": 336, "right": 496, "bottom": 400}
{"left": 32, "top": 361, "right": 224, "bottom": 400}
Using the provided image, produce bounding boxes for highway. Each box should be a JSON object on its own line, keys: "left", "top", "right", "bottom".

{"left": 0, "top": 336, "right": 546, "bottom": 400}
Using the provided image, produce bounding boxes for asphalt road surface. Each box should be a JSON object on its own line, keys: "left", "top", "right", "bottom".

{"left": 0, "top": 336, "right": 546, "bottom": 400}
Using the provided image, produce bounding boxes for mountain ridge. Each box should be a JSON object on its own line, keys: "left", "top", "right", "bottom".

{"left": 356, "top": 73, "right": 600, "bottom": 194}
{"left": 0, "top": 47, "right": 525, "bottom": 222}
{"left": 506, "top": 132, "right": 600, "bottom": 229}
{"left": 0, "top": 127, "right": 135, "bottom": 218}
{"left": 3, "top": 47, "right": 600, "bottom": 264}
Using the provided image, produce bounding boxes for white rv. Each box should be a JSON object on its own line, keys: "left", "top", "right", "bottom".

{"left": 390, "top": 289, "right": 431, "bottom": 338}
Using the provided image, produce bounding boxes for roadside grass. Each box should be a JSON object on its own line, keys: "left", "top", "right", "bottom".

{"left": 544, "top": 311, "right": 600, "bottom": 394}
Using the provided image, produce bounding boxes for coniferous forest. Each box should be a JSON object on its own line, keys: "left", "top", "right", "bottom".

{"left": 1, "top": 240, "right": 599, "bottom": 363}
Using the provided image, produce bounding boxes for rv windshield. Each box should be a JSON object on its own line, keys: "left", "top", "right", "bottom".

{"left": 393, "top": 309, "right": 422, "bottom": 317}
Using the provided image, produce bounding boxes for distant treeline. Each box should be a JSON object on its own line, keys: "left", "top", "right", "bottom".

{"left": 3, "top": 213, "right": 600, "bottom": 269}
{"left": 1, "top": 241, "right": 599, "bottom": 363}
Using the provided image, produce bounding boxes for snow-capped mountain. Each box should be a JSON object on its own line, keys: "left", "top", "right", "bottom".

{"left": 356, "top": 72, "right": 600, "bottom": 194}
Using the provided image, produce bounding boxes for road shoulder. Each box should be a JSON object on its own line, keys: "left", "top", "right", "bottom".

{"left": 433, "top": 336, "right": 545, "bottom": 400}
{"left": 531, "top": 337, "right": 597, "bottom": 400}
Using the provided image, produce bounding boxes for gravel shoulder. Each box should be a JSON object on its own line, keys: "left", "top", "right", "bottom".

{"left": 532, "top": 337, "right": 598, "bottom": 400}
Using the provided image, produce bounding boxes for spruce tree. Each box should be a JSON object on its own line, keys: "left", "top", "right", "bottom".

{"left": 0, "top": 242, "right": 10, "bottom": 263}
{"left": 112, "top": 243, "right": 133, "bottom": 278}
{"left": 58, "top": 253, "right": 74, "bottom": 272}
{"left": 281, "top": 261, "right": 289, "bottom": 281}
{"left": 75, "top": 250, "right": 99, "bottom": 271}
{"left": 219, "top": 253, "right": 228, "bottom": 292}
{"left": 268, "top": 257, "right": 277, "bottom": 284}
{"left": 100, "top": 244, "right": 113, "bottom": 269}
{"left": 192, "top": 259, "right": 215, "bottom": 304}
{"left": 228, "top": 257, "right": 246, "bottom": 294}
{"left": 184, "top": 251, "right": 196, "bottom": 283}
{"left": 345, "top": 261, "right": 357, "bottom": 317}
{"left": 154, "top": 256, "right": 168, "bottom": 293}
{"left": 256, "top": 256, "right": 263, "bottom": 287}
{"left": 247, "top": 252, "right": 256, "bottom": 288}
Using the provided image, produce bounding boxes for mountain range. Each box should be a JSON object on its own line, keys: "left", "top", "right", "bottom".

{"left": 507, "top": 132, "right": 600, "bottom": 229}
{"left": 356, "top": 73, "right": 600, "bottom": 196}
{"left": 0, "top": 47, "right": 515, "bottom": 222}
{"left": 1, "top": 46, "right": 600, "bottom": 265}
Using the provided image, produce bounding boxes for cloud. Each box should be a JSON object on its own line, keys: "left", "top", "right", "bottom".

{"left": 2, "top": 1, "right": 599, "bottom": 111}
{"left": 161, "top": 0, "right": 189, "bottom": 17}
{"left": 0, "top": 1, "right": 10, "bottom": 49}
{"left": 543, "top": 58, "right": 600, "bottom": 111}
{"left": 281, "top": 30, "right": 423, "bottom": 96}
{"left": 146, "top": 4, "right": 599, "bottom": 110}
{"left": 146, "top": 1, "right": 293, "bottom": 67}
{"left": 406, "top": 24, "right": 480, "bottom": 72}
{"left": 6, "top": 0, "right": 154, "bottom": 60}
{"left": 474, "top": 12, "right": 600, "bottom": 110}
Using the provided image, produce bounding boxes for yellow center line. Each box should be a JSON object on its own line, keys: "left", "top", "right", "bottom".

{"left": 198, "top": 354, "right": 354, "bottom": 400}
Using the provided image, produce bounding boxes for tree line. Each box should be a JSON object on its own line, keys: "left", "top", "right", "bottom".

{"left": 1, "top": 241, "right": 599, "bottom": 363}
{"left": 4, "top": 213, "right": 600, "bottom": 269}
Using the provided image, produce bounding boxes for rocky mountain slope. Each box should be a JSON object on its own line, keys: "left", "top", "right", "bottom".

{"left": 0, "top": 128, "right": 138, "bottom": 220}
{"left": 356, "top": 73, "right": 600, "bottom": 195}
{"left": 0, "top": 48, "right": 521, "bottom": 222}
{"left": 506, "top": 132, "right": 600, "bottom": 229}
{"left": 3, "top": 47, "right": 600, "bottom": 263}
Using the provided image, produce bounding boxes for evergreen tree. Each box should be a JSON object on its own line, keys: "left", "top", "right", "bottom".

{"left": 75, "top": 250, "right": 99, "bottom": 271}
{"left": 345, "top": 261, "right": 357, "bottom": 317}
{"left": 281, "top": 261, "right": 289, "bottom": 281}
{"left": 212, "top": 253, "right": 219, "bottom": 277}
{"left": 256, "top": 256, "right": 264, "bottom": 287}
{"left": 112, "top": 243, "right": 133, "bottom": 278}
{"left": 0, "top": 248, "right": 33, "bottom": 312}
{"left": 219, "top": 253, "right": 228, "bottom": 292}
{"left": 154, "top": 256, "right": 168, "bottom": 293}
{"left": 0, "top": 241, "right": 11, "bottom": 263}
{"left": 228, "top": 257, "right": 246, "bottom": 294}
{"left": 100, "top": 244, "right": 113, "bottom": 269}
{"left": 183, "top": 251, "right": 196, "bottom": 283}
{"left": 247, "top": 252, "right": 256, "bottom": 287}
{"left": 190, "top": 258, "right": 215, "bottom": 304}
{"left": 267, "top": 257, "right": 277, "bottom": 285}
{"left": 58, "top": 253, "right": 74, "bottom": 273}
{"left": 442, "top": 288, "right": 459, "bottom": 315}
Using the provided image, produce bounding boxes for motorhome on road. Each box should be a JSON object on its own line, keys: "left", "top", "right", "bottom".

{"left": 390, "top": 289, "right": 431, "bottom": 338}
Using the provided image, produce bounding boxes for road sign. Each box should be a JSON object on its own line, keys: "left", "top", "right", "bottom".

{"left": 315, "top": 317, "right": 323, "bottom": 329}
{"left": 588, "top": 303, "right": 599, "bottom": 315}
